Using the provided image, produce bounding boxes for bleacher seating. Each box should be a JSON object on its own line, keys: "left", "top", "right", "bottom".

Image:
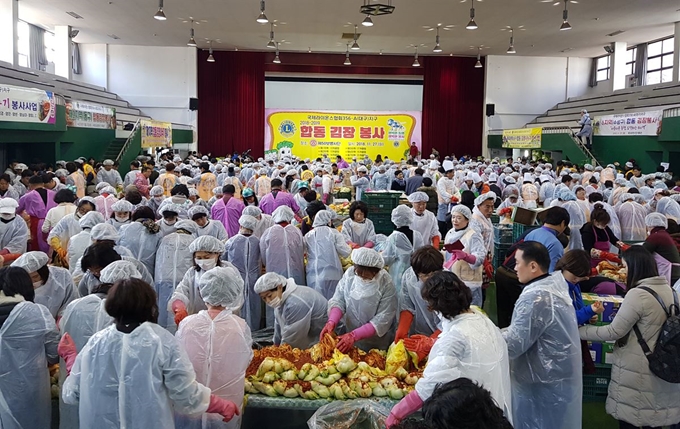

{"left": 529, "top": 82, "right": 680, "bottom": 129}
{"left": 0, "top": 61, "right": 150, "bottom": 125}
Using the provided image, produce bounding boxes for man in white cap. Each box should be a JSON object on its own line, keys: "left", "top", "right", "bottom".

{"left": 351, "top": 167, "right": 370, "bottom": 201}
{"left": 0, "top": 198, "right": 29, "bottom": 258}
{"left": 97, "top": 160, "right": 123, "bottom": 189}
{"left": 408, "top": 191, "right": 440, "bottom": 248}
{"left": 436, "top": 161, "right": 460, "bottom": 235}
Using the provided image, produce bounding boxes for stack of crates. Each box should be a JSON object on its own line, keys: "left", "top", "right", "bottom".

{"left": 581, "top": 292, "right": 623, "bottom": 401}
{"left": 363, "top": 192, "right": 403, "bottom": 235}
{"left": 512, "top": 222, "right": 538, "bottom": 242}
{"left": 493, "top": 224, "right": 514, "bottom": 271}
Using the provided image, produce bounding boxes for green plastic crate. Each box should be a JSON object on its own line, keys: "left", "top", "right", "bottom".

{"left": 363, "top": 192, "right": 402, "bottom": 214}
{"left": 335, "top": 191, "right": 351, "bottom": 200}
{"left": 583, "top": 364, "right": 611, "bottom": 402}
{"left": 367, "top": 213, "right": 395, "bottom": 235}
{"left": 512, "top": 223, "right": 538, "bottom": 242}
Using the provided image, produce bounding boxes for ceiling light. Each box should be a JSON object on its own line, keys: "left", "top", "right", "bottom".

{"left": 360, "top": 0, "right": 395, "bottom": 16}
{"left": 506, "top": 27, "right": 516, "bottom": 53}
{"left": 267, "top": 23, "right": 276, "bottom": 48}
{"left": 153, "top": 0, "right": 166, "bottom": 20}
{"left": 344, "top": 44, "right": 351, "bottom": 65}
{"left": 433, "top": 26, "right": 442, "bottom": 52}
{"left": 187, "top": 23, "right": 197, "bottom": 47}
{"left": 475, "top": 48, "right": 482, "bottom": 68}
{"left": 560, "top": 0, "right": 571, "bottom": 30}
{"left": 273, "top": 42, "right": 281, "bottom": 63}
{"left": 207, "top": 41, "right": 215, "bottom": 62}
{"left": 351, "top": 25, "right": 360, "bottom": 50}
{"left": 466, "top": 0, "right": 477, "bottom": 30}
{"left": 412, "top": 47, "right": 420, "bottom": 67}
{"left": 362, "top": 15, "right": 373, "bottom": 27}
{"left": 257, "top": 0, "right": 268, "bottom": 24}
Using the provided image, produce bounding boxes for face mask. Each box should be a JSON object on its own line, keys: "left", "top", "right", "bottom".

{"left": 154, "top": 197, "right": 164, "bottom": 203}
{"left": 0, "top": 213, "right": 14, "bottom": 222}
{"left": 195, "top": 258, "right": 217, "bottom": 271}
{"left": 267, "top": 296, "right": 282, "bottom": 308}
{"left": 33, "top": 281, "right": 43, "bottom": 289}
{"left": 115, "top": 215, "right": 129, "bottom": 222}
{"left": 164, "top": 218, "right": 177, "bottom": 226}
{"left": 75, "top": 211, "right": 83, "bottom": 219}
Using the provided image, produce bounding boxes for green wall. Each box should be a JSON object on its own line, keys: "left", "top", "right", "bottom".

{"left": 489, "top": 121, "right": 680, "bottom": 173}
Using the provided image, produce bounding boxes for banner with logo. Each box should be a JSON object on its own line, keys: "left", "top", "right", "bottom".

{"left": 264, "top": 109, "right": 422, "bottom": 161}
{"left": 140, "top": 120, "right": 172, "bottom": 148}
{"left": 501, "top": 127, "right": 542, "bottom": 149}
{"left": 593, "top": 110, "right": 662, "bottom": 136}
{"left": 0, "top": 84, "right": 56, "bottom": 124}
{"left": 66, "top": 100, "right": 116, "bottom": 129}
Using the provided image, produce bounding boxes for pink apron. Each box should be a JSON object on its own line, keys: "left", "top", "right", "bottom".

{"left": 653, "top": 253, "right": 680, "bottom": 285}
{"left": 591, "top": 225, "right": 611, "bottom": 268}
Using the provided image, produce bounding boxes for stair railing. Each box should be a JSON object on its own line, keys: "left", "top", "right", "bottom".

{"left": 540, "top": 126, "right": 600, "bottom": 167}
{"left": 116, "top": 119, "right": 141, "bottom": 163}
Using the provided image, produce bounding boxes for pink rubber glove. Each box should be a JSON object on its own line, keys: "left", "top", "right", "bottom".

{"left": 58, "top": 333, "right": 78, "bottom": 375}
{"left": 364, "top": 241, "right": 375, "bottom": 249}
{"left": 443, "top": 258, "right": 456, "bottom": 270}
{"left": 320, "top": 307, "right": 343, "bottom": 340}
{"left": 386, "top": 390, "right": 424, "bottom": 428}
{"left": 322, "top": 193, "right": 329, "bottom": 204}
{"left": 336, "top": 332, "right": 356, "bottom": 353}
{"left": 352, "top": 322, "right": 376, "bottom": 341}
{"left": 207, "top": 395, "right": 240, "bottom": 422}
{"left": 452, "top": 250, "right": 476, "bottom": 264}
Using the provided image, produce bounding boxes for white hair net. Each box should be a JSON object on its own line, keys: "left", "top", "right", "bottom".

{"left": 100, "top": 186, "right": 116, "bottom": 196}
{"left": 619, "top": 193, "right": 634, "bottom": 203}
{"left": 253, "top": 272, "right": 288, "bottom": 294}
{"left": 78, "top": 196, "right": 97, "bottom": 209}
{"left": 189, "top": 188, "right": 199, "bottom": 197}
{"left": 351, "top": 247, "right": 385, "bottom": 269}
{"left": 614, "top": 178, "right": 628, "bottom": 187}
{"left": 111, "top": 200, "right": 134, "bottom": 213}
{"left": 451, "top": 204, "right": 472, "bottom": 219}
{"left": 239, "top": 215, "right": 258, "bottom": 231}
{"left": 11, "top": 251, "right": 48, "bottom": 273}
{"left": 391, "top": 205, "right": 413, "bottom": 228}
{"left": 559, "top": 189, "right": 577, "bottom": 202}
{"left": 150, "top": 185, "right": 164, "bottom": 197}
{"left": 312, "top": 210, "right": 335, "bottom": 227}
{"left": 91, "top": 223, "right": 120, "bottom": 241}
{"left": 79, "top": 210, "right": 105, "bottom": 229}
{"left": 198, "top": 266, "right": 245, "bottom": 310}
{"left": 272, "top": 205, "right": 295, "bottom": 223}
{"left": 407, "top": 192, "right": 429, "bottom": 203}
{"left": 243, "top": 206, "right": 263, "bottom": 218}
{"left": 474, "top": 192, "right": 497, "bottom": 206}
{"left": 213, "top": 187, "right": 224, "bottom": 196}
{"left": 160, "top": 203, "right": 183, "bottom": 215}
{"left": 645, "top": 212, "right": 668, "bottom": 229}
{"left": 99, "top": 260, "right": 141, "bottom": 284}
{"left": 188, "top": 205, "right": 209, "bottom": 218}
{"left": 188, "top": 235, "right": 224, "bottom": 254}
{"left": 175, "top": 219, "right": 199, "bottom": 235}
{"left": 95, "top": 182, "right": 108, "bottom": 192}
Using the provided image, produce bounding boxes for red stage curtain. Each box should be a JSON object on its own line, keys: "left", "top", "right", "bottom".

{"left": 197, "top": 50, "right": 265, "bottom": 157}
{"left": 421, "top": 56, "right": 485, "bottom": 158}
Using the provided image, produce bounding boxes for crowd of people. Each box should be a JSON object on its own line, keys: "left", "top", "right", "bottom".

{"left": 0, "top": 151, "right": 679, "bottom": 429}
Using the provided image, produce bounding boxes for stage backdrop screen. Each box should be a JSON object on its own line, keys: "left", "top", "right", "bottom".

{"left": 264, "top": 109, "right": 422, "bottom": 161}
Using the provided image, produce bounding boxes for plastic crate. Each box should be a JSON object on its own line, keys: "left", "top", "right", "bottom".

{"left": 512, "top": 223, "right": 538, "bottom": 242}
{"left": 368, "top": 213, "right": 395, "bottom": 235}
{"left": 583, "top": 364, "right": 611, "bottom": 402}
{"left": 335, "top": 191, "right": 351, "bottom": 200}
{"left": 490, "top": 214, "right": 500, "bottom": 224}
{"left": 494, "top": 225, "right": 514, "bottom": 245}
{"left": 493, "top": 243, "right": 513, "bottom": 270}
{"left": 363, "top": 192, "right": 402, "bottom": 214}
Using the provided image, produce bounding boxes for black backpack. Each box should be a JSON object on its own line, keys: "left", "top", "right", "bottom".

{"left": 633, "top": 286, "right": 680, "bottom": 383}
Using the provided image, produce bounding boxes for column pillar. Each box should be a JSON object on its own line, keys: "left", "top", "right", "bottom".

{"left": 54, "top": 25, "right": 72, "bottom": 79}
{"left": 673, "top": 22, "right": 680, "bottom": 82}
{"left": 0, "top": 0, "right": 18, "bottom": 65}
{"left": 610, "top": 41, "right": 628, "bottom": 91}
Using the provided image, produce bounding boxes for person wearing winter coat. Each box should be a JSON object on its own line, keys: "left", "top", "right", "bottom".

{"left": 579, "top": 246, "right": 680, "bottom": 429}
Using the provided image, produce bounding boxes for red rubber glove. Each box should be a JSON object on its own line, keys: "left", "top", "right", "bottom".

{"left": 337, "top": 332, "right": 356, "bottom": 353}
{"left": 451, "top": 250, "right": 476, "bottom": 264}
{"left": 430, "top": 329, "right": 442, "bottom": 339}
{"left": 207, "top": 395, "right": 240, "bottom": 422}
{"left": 58, "top": 333, "right": 78, "bottom": 375}
{"left": 403, "top": 334, "right": 436, "bottom": 362}
{"left": 394, "top": 311, "right": 414, "bottom": 343}
{"left": 386, "top": 391, "right": 424, "bottom": 428}
{"left": 320, "top": 307, "right": 343, "bottom": 340}
{"left": 600, "top": 251, "right": 621, "bottom": 264}
{"left": 364, "top": 241, "right": 375, "bottom": 249}
{"left": 320, "top": 321, "right": 336, "bottom": 341}
{"left": 172, "top": 300, "right": 188, "bottom": 326}
{"left": 451, "top": 196, "right": 459, "bottom": 203}
{"left": 432, "top": 236, "right": 440, "bottom": 249}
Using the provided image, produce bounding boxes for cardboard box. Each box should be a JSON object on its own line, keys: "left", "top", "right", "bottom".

{"left": 588, "top": 341, "right": 603, "bottom": 364}
{"left": 581, "top": 293, "right": 624, "bottom": 326}
{"left": 512, "top": 207, "right": 538, "bottom": 226}
{"left": 601, "top": 341, "right": 615, "bottom": 365}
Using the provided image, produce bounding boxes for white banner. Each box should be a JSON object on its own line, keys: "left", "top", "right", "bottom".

{"left": 593, "top": 110, "right": 662, "bottom": 136}
{"left": 0, "top": 84, "right": 56, "bottom": 124}
{"left": 66, "top": 100, "right": 116, "bottom": 129}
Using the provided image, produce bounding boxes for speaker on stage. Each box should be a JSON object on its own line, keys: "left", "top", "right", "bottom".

{"left": 486, "top": 103, "right": 495, "bottom": 117}
{"left": 189, "top": 98, "right": 199, "bottom": 111}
